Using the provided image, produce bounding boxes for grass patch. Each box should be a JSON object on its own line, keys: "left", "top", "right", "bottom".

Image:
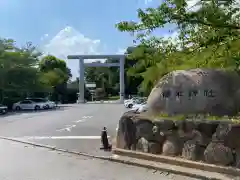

{"left": 105, "top": 96, "right": 120, "bottom": 100}
{"left": 148, "top": 112, "right": 240, "bottom": 123}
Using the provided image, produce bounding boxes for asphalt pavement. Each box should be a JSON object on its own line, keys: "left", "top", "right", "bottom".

{"left": 0, "top": 103, "right": 202, "bottom": 180}
{"left": 0, "top": 103, "right": 126, "bottom": 156}
{"left": 0, "top": 138, "right": 198, "bottom": 180}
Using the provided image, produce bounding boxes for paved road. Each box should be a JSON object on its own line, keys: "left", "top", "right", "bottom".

{"left": 0, "top": 103, "right": 126, "bottom": 156}
{"left": 0, "top": 139, "right": 198, "bottom": 180}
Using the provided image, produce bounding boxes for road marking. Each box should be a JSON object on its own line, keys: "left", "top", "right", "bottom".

{"left": 56, "top": 116, "right": 92, "bottom": 132}
{"left": 75, "top": 119, "right": 85, "bottom": 123}
{"left": 20, "top": 136, "right": 110, "bottom": 140}
{"left": 82, "top": 116, "right": 93, "bottom": 119}
{"left": 56, "top": 125, "right": 76, "bottom": 132}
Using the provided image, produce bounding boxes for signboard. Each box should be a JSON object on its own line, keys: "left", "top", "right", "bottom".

{"left": 86, "top": 83, "right": 96, "bottom": 88}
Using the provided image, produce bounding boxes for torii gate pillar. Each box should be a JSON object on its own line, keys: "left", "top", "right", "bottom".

{"left": 68, "top": 54, "right": 126, "bottom": 104}
{"left": 119, "top": 56, "right": 125, "bottom": 103}
{"left": 78, "top": 57, "right": 85, "bottom": 103}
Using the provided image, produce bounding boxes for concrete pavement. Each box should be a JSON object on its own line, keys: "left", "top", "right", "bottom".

{"left": 0, "top": 139, "right": 199, "bottom": 180}
{"left": 0, "top": 104, "right": 126, "bottom": 156}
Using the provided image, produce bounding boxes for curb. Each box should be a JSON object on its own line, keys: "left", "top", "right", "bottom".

{"left": 0, "top": 136, "right": 231, "bottom": 180}
{"left": 113, "top": 148, "right": 240, "bottom": 177}
{"left": 108, "top": 158, "right": 220, "bottom": 180}
{"left": 0, "top": 136, "right": 108, "bottom": 159}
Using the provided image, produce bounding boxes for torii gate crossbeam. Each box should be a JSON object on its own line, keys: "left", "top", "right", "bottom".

{"left": 67, "top": 54, "right": 126, "bottom": 104}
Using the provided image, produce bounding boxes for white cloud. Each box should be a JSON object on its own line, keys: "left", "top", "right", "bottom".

{"left": 43, "top": 26, "right": 102, "bottom": 60}
{"left": 144, "top": 0, "right": 153, "bottom": 5}
{"left": 40, "top": 34, "right": 49, "bottom": 41}
{"left": 41, "top": 26, "right": 128, "bottom": 79}
{"left": 42, "top": 26, "right": 103, "bottom": 78}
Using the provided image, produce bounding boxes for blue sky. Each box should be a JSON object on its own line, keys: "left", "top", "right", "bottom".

{"left": 0, "top": 0, "right": 174, "bottom": 78}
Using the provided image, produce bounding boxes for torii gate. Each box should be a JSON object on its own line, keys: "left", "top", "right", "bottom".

{"left": 67, "top": 54, "right": 126, "bottom": 104}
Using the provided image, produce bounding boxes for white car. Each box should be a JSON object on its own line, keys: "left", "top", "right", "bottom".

{"left": 13, "top": 98, "right": 56, "bottom": 111}
{"left": 131, "top": 102, "right": 148, "bottom": 112}
{"left": 124, "top": 98, "right": 145, "bottom": 108}
{"left": 124, "top": 100, "right": 135, "bottom": 108}
{"left": 27, "top": 98, "right": 57, "bottom": 108}
{"left": 0, "top": 104, "right": 8, "bottom": 114}
{"left": 124, "top": 97, "right": 139, "bottom": 104}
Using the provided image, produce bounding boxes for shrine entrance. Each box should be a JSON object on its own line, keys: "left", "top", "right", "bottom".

{"left": 67, "top": 54, "right": 126, "bottom": 103}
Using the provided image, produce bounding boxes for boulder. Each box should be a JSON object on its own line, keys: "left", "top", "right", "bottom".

{"left": 116, "top": 111, "right": 137, "bottom": 150}
{"left": 134, "top": 117, "right": 168, "bottom": 145}
{"left": 174, "top": 121, "right": 210, "bottom": 146}
{"left": 116, "top": 112, "right": 167, "bottom": 150}
{"left": 162, "top": 136, "right": 183, "bottom": 156}
{"left": 136, "top": 137, "right": 149, "bottom": 153}
{"left": 135, "top": 119, "right": 155, "bottom": 141}
{"left": 212, "top": 123, "right": 240, "bottom": 149}
{"left": 197, "top": 120, "right": 219, "bottom": 138}
{"left": 234, "top": 149, "right": 240, "bottom": 168}
{"left": 147, "top": 68, "right": 240, "bottom": 116}
{"left": 154, "top": 119, "right": 176, "bottom": 131}
{"left": 152, "top": 119, "right": 176, "bottom": 144}
{"left": 148, "top": 141, "right": 161, "bottom": 154}
{"left": 175, "top": 120, "right": 197, "bottom": 133}
{"left": 190, "top": 130, "right": 210, "bottom": 147}
{"left": 180, "top": 129, "right": 210, "bottom": 147}
{"left": 204, "top": 142, "right": 234, "bottom": 166}
{"left": 182, "top": 140, "right": 205, "bottom": 161}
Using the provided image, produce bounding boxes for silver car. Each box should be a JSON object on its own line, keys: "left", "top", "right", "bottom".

{"left": 13, "top": 99, "right": 56, "bottom": 111}
{"left": 0, "top": 104, "right": 8, "bottom": 114}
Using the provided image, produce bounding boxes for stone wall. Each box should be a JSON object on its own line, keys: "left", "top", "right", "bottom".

{"left": 116, "top": 111, "right": 240, "bottom": 168}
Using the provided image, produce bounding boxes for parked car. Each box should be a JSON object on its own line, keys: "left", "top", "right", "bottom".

{"left": 26, "top": 98, "right": 56, "bottom": 108}
{"left": 124, "top": 99, "right": 134, "bottom": 108}
{"left": 124, "top": 98, "right": 145, "bottom": 108}
{"left": 124, "top": 97, "right": 140, "bottom": 104}
{"left": 13, "top": 98, "right": 56, "bottom": 111}
{"left": 131, "top": 102, "right": 148, "bottom": 112}
{"left": 26, "top": 98, "right": 57, "bottom": 109}
{"left": 0, "top": 104, "right": 8, "bottom": 114}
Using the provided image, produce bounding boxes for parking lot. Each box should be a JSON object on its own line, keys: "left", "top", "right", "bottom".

{"left": 0, "top": 103, "right": 126, "bottom": 156}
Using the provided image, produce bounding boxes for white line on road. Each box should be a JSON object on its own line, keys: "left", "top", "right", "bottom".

{"left": 56, "top": 116, "right": 93, "bottom": 132}
{"left": 82, "top": 116, "right": 93, "bottom": 119}
{"left": 20, "top": 136, "right": 110, "bottom": 140}
{"left": 75, "top": 119, "right": 85, "bottom": 123}
{"left": 56, "top": 125, "right": 76, "bottom": 132}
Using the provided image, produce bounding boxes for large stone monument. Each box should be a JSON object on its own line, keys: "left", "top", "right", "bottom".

{"left": 147, "top": 68, "right": 240, "bottom": 116}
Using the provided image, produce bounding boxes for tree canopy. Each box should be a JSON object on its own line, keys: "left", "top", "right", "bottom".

{"left": 0, "top": 39, "right": 73, "bottom": 106}
{"left": 115, "top": 0, "right": 240, "bottom": 94}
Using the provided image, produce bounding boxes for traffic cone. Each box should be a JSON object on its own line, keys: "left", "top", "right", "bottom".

{"left": 100, "top": 127, "right": 112, "bottom": 151}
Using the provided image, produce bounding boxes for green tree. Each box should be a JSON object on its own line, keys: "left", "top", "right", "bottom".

{"left": 84, "top": 60, "right": 120, "bottom": 96}
{"left": 38, "top": 55, "right": 72, "bottom": 102}
{"left": 39, "top": 55, "right": 71, "bottom": 87}
{"left": 116, "top": 0, "right": 240, "bottom": 95}
{"left": 0, "top": 38, "right": 48, "bottom": 106}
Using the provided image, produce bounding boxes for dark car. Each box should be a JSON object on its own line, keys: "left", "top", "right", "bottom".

{"left": 0, "top": 104, "right": 8, "bottom": 115}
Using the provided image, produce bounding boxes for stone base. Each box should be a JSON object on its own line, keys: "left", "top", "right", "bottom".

{"left": 116, "top": 111, "right": 240, "bottom": 168}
